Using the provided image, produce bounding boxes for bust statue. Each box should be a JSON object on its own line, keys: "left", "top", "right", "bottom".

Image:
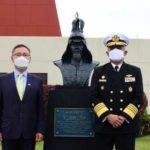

{"left": 53, "top": 14, "right": 99, "bottom": 87}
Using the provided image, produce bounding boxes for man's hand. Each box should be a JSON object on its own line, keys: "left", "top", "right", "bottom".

{"left": 35, "top": 133, "right": 44, "bottom": 142}
{"left": 0, "top": 132, "right": 3, "bottom": 141}
{"left": 107, "top": 114, "right": 124, "bottom": 128}
{"left": 118, "top": 116, "right": 125, "bottom": 122}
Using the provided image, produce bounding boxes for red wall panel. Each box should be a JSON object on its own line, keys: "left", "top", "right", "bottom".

{"left": 0, "top": 0, "right": 61, "bottom": 36}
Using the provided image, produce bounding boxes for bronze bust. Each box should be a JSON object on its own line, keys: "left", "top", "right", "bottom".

{"left": 54, "top": 13, "right": 99, "bottom": 86}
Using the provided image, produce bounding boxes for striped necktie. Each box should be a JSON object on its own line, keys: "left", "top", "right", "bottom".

{"left": 17, "top": 74, "right": 24, "bottom": 100}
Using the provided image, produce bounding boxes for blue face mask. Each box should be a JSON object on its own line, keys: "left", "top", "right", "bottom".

{"left": 108, "top": 48, "right": 124, "bottom": 61}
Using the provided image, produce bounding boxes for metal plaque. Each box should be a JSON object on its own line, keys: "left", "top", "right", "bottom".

{"left": 54, "top": 108, "right": 94, "bottom": 137}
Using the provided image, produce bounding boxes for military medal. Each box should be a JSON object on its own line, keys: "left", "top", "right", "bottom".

{"left": 100, "top": 86, "right": 104, "bottom": 90}
{"left": 128, "top": 86, "right": 133, "bottom": 92}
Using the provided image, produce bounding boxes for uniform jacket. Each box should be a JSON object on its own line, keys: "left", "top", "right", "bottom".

{"left": 90, "top": 62, "right": 143, "bottom": 134}
{"left": 0, "top": 72, "right": 45, "bottom": 139}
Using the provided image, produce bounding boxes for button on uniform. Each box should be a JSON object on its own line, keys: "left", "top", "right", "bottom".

{"left": 109, "top": 108, "right": 113, "bottom": 111}
{"left": 120, "top": 99, "right": 124, "bottom": 102}
{"left": 110, "top": 99, "right": 113, "bottom": 102}
{"left": 120, "top": 108, "right": 123, "bottom": 111}
{"left": 92, "top": 103, "right": 95, "bottom": 107}
{"left": 110, "top": 91, "right": 114, "bottom": 94}
{"left": 120, "top": 90, "right": 124, "bottom": 93}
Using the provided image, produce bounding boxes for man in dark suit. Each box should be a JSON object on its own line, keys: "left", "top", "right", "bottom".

{"left": 0, "top": 44, "right": 45, "bottom": 150}
{"left": 90, "top": 34, "right": 143, "bottom": 150}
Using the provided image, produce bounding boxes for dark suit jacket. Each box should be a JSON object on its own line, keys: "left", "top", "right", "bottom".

{"left": 90, "top": 62, "right": 143, "bottom": 134}
{"left": 0, "top": 72, "right": 45, "bottom": 139}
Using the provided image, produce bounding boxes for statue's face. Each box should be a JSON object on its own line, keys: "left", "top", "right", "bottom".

{"left": 70, "top": 40, "right": 84, "bottom": 53}
{"left": 70, "top": 39, "right": 84, "bottom": 61}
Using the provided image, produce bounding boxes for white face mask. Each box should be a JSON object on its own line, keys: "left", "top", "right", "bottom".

{"left": 109, "top": 48, "right": 124, "bottom": 61}
{"left": 14, "top": 56, "right": 29, "bottom": 68}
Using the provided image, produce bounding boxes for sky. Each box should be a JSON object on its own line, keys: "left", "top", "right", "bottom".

{"left": 55, "top": 0, "right": 150, "bottom": 39}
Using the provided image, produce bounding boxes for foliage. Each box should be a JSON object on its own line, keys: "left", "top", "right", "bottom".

{"left": 138, "top": 92, "right": 150, "bottom": 136}
{"left": 139, "top": 109, "right": 150, "bottom": 136}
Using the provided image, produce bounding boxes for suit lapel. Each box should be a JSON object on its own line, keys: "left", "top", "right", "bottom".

{"left": 22, "top": 74, "right": 32, "bottom": 101}
{"left": 10, "top": 72, "right": 20, "bottom": 97}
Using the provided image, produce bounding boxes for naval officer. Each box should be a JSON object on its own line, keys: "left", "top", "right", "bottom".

{"left": 90, "top": 34, "right": 143, "bottom": 150}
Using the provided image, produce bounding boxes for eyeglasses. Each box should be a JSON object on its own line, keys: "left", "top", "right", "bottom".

{"left": 13, "top": 53, "right": 30, "bottom": 57}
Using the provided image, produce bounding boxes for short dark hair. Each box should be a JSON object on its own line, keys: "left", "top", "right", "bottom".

{"left": 12, "top": 44, "right": 31, "bottom": 53}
